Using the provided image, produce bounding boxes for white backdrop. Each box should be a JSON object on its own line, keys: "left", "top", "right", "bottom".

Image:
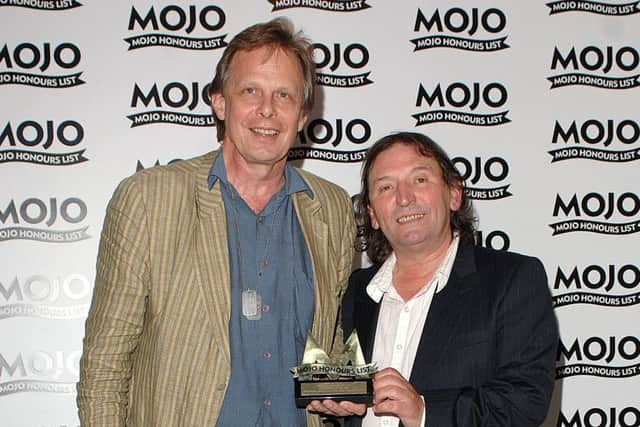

{"left": 1, "top": 1, "right": 639, "bottom": 426}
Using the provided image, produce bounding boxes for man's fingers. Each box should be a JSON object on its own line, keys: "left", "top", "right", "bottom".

{"left": 307, "top": 399, "right": 339, "bottom": 416}
{"left": 339, "top": 400, "right": 367, "bottom": 416}
{"left": 306, "top": 399, "right": 366, "bottom": 417}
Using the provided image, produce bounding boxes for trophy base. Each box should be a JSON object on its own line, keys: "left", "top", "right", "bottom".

{"left": 294, "top": 377, "right": 373, "bottom": 407}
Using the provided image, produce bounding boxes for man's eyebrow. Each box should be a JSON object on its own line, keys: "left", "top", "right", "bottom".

{"left": 412, "top": 165, "right": 435, "bottom": 172}
{"left": 371, "top": 175, "right": 391, "bottom": 185}
{"left": 370, "top": 165, "right": 436, "bottom": 183}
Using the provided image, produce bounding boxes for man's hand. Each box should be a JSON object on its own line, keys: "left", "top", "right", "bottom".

{"left": 307, "top": 399, "right": 367, "bottom": 417}
{"left": 371, "top": 368, "right": 424, "bottom": 427}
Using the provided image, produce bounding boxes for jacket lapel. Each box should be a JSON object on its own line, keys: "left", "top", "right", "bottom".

{"left": 193, "top": 151, "right": 231, "bottom": 366}
{"left": 410, "top": 242, "right": 479, "bottom": 376}
{"left": 355, "top": 284, "right": 380, "bottom": 361}
{"left": 293, "top": 185, "right": 337, "bottom": 351}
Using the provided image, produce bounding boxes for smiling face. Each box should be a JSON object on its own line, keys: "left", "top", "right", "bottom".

{"left": 367, "top": 142, "right": 462, "bottom": 256}
{"left": 211, "top": 46, "right": 308, "bottom": 169}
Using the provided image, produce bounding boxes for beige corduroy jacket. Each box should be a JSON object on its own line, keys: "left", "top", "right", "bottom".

{"left": 77, "top": 151, "right": 355, "bottom": 426}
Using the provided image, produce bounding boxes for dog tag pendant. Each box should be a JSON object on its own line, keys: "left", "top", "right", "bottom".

{"left": 242, "top": 289, "right": 262, "bottom": 320}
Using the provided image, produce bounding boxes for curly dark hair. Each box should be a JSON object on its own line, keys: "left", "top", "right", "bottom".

{"left": 355, "top": 132, "right": 477, "bottom": 265}
{"left": 209, "top": 17, "right": 316, "bottom": 141}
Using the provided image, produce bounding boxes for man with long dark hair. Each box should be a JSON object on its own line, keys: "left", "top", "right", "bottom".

{"left": 310, "top": 132, "right": 557, "bottom": 427}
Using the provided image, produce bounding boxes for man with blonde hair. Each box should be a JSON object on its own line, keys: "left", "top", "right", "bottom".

{"left": 78, "top": 18, "right": 355, "bottom": 426}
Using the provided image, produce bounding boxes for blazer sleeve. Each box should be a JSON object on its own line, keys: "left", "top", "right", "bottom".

{"left": 77, "top": 175, "right": 151, "bottom": 426}
{"left": 425, "top": 256, "right": 558, "bottom": 427}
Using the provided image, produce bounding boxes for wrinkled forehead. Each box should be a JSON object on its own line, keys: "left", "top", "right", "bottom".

{"left": 227, "top": 45, "right": 303, "bottom": 79}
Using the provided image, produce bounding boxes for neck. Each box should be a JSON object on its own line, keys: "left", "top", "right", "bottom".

{"left": 222, "top": 147, "right": 286, "bottom": 213}
{"left": 392, "top": 234, "right": 453, "bottom": 301}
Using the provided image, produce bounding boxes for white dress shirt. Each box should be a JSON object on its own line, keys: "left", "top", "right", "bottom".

{"left": 362, "top": 235, "right": 460, "bottom": 427}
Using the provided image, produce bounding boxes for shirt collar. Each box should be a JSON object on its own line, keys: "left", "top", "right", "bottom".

{"left": 366, "top": 233, "right": 460, "bottom": 303}
{"left": 207, "top": 151, "right": 313, "bottom": 198}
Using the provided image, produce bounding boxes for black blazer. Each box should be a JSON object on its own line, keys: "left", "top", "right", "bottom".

{"left": 342, "top": 242, "right": 558, "bottom": 427}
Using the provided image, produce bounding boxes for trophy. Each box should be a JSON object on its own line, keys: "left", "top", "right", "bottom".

{"left": 290, "top": 331, "right": 377, "bottom": 407}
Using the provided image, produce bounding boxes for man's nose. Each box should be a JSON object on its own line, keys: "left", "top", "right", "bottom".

{"left": 396, "top": 183, "right": 415, "bottom": 207}
{"left": 257, "top": 94, "right": 275, "bottom": 118}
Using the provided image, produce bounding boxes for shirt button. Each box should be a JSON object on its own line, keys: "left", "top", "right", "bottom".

{"left": 264, "top": 399, "right": 272, "bottom": 407}
{"left": 262, "top": 304, "right": 270, "bottom": 313}
{"left": 263, "top": 351, "right": 272, "bottom": 359}
{"left": 216, "top": 383, "right": 226, "bottom": 391}
{"left": 404, "top": 306, "right": 410, "bottom": 312}
{"left": 396, "top": 344, "right": 403, "bottom": 350}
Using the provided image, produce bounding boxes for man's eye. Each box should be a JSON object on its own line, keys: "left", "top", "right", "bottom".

{"left": 243, "top": 87, "right": 255, "bottom": 94}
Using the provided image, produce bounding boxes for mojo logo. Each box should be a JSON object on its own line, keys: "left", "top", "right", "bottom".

{"left": 549, "top": 118, "right": 640, "bottom": 163}
{"left": 0, "top": 350, "right": 80, "bottom": 396}
{"left": 411, "top": 7, "right": 510, "bottom": 53}
{"left": 553, "top": 264, "right": 640, "bottom": 308}
{"left": 0, "top": 119, "right": 88, "bottom": 166}
{"left": 0, "top": 42, "right": 84, "bottom": 88}
{"left": 474, "top": 229, "right": 510, "bottom": 251}
{"left": 127, "top": 81, "right": 213, "bottom": 127}
{"left": 135, "top": 158, "right": 183, "bottom": 172}
{"left": 412, "top": 81, "right": 511, "bottom": 127}
{"left": 0, "top": 0, "right": 82, "bottom": 10}
{"left": 269, "top": 0, "right": 370, "bottom": 12}
{"left": 547, "top": 1, "right": 640, "bottom": 16}
{"left": 550, "top": 192, "right": 640, "bottom": 236}
{"left": 558, "top": 406, "right": 640, "bottom": 427}
{"left": 313, "top": 42, "right": 372, "bottom": 88}
{"left": 0, "top": 274, "right": 91, "bottom": 320}
{"left": 288, "top": 117, "right": 371, "bottom": 163}
{"left": 0, "top": 197, "right": 90, "bottom": 243}
{"left": 453, "top": 156, "right": 512, "bottom": 200}
{"left": 556, "top": 335, "right": 640, "bottom": 379}
{"left": 548, "top": 45, "right": 640, "bottom": 89}
{"left": 125, "top": 5, "right": 227, "bottom": 51}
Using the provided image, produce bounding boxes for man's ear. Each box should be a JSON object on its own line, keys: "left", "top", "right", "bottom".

{"left": 449, "top": 181, "right": 463, "bottom": 211}
{"left": 368, "top": 205, "right": 379, "bottom": 230}
{"left": 297, "top": 111, "right": 308, "bottom": 132}
{"left": 211, "top": 92, "right": 226, "bottom": 120}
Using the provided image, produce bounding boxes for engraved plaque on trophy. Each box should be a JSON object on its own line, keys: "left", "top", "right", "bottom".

{"left": 291, "top": 331, "right": 377, "bottom": 407}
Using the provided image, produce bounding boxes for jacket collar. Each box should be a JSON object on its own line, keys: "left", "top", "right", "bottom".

{"left": 192, "top": 151, "right": 336, "bottom": 361}
{"left": 356, "top": 240, "right": 480, "bottom": 364}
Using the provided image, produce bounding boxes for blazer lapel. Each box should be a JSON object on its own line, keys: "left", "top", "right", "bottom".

{"left": 354, "top": 285, "right": 380, "bottom": 361}
{"left": 293, "top": 187, "right": 336, "bottom": 351}
{"left": 410, "top": 243, "right": 479, "bottom": 375}
{"left": 193, "top": 151, "right": 231, "bottom": 366}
